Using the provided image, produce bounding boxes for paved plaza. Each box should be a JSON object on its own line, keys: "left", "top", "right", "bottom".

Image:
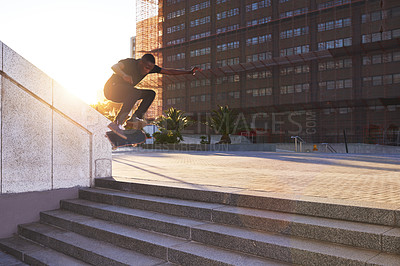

{"left": 112, "top": 150, "right": 400, "bottom": 210}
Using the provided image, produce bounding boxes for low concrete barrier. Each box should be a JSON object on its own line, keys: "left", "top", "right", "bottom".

{"left": 141, "top": 143, "right": 276, "bottom": 152}
{"left": 0, "top": 41, "right": 112, "bottom": 237}
{"left": 276, "top": 143, "right": 400, "bottom": 154}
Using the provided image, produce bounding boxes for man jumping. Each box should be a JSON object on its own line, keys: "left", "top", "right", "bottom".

{"left": 104, "top": 54, "right": 198, "bottom": 139}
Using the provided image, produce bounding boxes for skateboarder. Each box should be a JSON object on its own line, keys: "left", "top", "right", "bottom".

{"left": 104, "top": 53, "right": 199, "bottom": 139}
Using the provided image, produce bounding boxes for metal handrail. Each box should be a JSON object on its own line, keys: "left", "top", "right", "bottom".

{"left": 321, "top": 143, "right": 337, "bottom": 153}
{"left": 291, "top": 136, "right": 305, "bottom": 152}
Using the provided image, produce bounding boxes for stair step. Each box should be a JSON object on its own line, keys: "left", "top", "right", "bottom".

{"left": 212, "top": 205, "right": 399, "bottom": 253}
{"left": 190, "top": 222, "right": 398, "bottom": 265}
{"left": 17, "top": 223, "right": 167, "bottom": 266}
{"left": 0, "top": 249, "right": 27, "bottom": 266}
{"left": 40, "top": 208, "right": 400, "bottom": 265}
{"left": 79, "top": 187, "right": 225, "bottom": 221}
{"left": 94, "top": 178, "right": 399, "bottom": 227}
{"left": 0, "top": 236, "right": 88, "bottom": 266}
{"left": 38, "top": 209, "right": 293, "bottom": 265}
{"left": 77, "top": 188, "right": 399, "bottom": 253}
{"left": 169, "top": 241, "right": 290, "bottom": 266}
{"left": 59, "top": 199, "right": 207, "bottom": 239}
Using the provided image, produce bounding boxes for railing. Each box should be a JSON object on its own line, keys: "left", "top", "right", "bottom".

{"left": 291, "top": 136, "right": 305, "bottom": 152}
{"left": 321, "top": 143, "right": 337, "bottom": 153}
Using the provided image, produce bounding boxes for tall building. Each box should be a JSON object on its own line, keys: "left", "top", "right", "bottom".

{"left": 146, "top": 0, "right": 400, "bottom": 143}
{"left": 130, "top": 36, "right": 136, "bottom": 58}
{"left": 135, "top": 0, "right": 163, "bottom": 119}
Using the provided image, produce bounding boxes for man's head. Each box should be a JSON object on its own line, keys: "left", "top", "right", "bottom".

{"left": 140, "top": 54, "right": 156, "bottom": 74}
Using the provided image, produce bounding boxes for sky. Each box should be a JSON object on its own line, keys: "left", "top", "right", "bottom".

{"left": 0, "top": 0, "right": 136, "bottom": 104}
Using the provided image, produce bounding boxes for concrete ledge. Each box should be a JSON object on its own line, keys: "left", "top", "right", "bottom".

{"left": 3, "top": 43, "right": 53, "bottom": 103}
{"left": 141, "top": 143, "right": 276, "bottom": 152}
{"left": 0, "top": 187, "right": 79, "bottom": 238}
{"left": 1, "top": 41, "right": 112, "bottom": 195}
{"left": 276, "top": 143, "right": 400, "bottom": 154}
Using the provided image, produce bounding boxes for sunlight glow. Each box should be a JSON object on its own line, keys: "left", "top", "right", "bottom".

{"left": 0, "top": 0, "right": 136, "bottom": 104}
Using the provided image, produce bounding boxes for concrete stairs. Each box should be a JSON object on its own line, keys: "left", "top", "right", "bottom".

{"left": 1, "top": 178, "right": 399, "bottom": 265}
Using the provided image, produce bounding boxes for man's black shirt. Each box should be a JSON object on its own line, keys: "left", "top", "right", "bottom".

{"left": 108, "top": 58, "right": 161, "bottom": 86}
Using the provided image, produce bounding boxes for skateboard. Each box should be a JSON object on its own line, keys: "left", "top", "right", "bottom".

{"left": 106, "top": 129, "right": 146, "bottom": 150}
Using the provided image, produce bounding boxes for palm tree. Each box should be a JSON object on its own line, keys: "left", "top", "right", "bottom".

{"left": 153, "top": 107, "right": 192, "bottom": 143}
{"left": 208, "top": 105, "right": 240, "bottom": 144}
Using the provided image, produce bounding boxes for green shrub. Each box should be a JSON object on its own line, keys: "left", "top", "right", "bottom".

{"left": 153, "top": 107, "right": 192, "bottom": 144}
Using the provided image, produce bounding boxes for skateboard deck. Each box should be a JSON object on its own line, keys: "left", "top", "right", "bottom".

{"left": 106, "top": 129, "right": 146, "bottom": 149}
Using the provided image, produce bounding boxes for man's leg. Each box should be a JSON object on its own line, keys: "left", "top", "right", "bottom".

{"left": 131, "top": 89, "right": 156, "bottom": 119}
{"left": 104, "top": 84, "right": 140, "bottom": 138}
{"left": 114, "top": 96, "right": 136, "bottom": 125}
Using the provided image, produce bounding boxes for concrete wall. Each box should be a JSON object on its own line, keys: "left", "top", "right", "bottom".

{"left": 0, "top": 41, "right": 112, "bottom": 236}
{"left": 0, "top": 41, "right": 112, "bottom": 194}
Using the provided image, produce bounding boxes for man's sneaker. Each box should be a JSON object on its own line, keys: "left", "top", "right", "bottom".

{"left": 108, "top": 122, "right": 127, "bottom": 139}
{"left": 125, "top": 117, "right": 148, "bottom": 130}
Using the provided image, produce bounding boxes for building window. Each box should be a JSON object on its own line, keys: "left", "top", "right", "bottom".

{"left": 190, "top": 79, "right": 211, "bottom": 88}
{"left": 217, "top": 41, "right": 239, "bottom": 52}
{"left": 217, "top": 57, "right": 240, "bottom": 67}
{"left": 167, "top": 53, "right": 185, "bottom": 62}
{"left": 318, "top": 37, "right": 351, "bottom": 50}
{"left": 167, "top": 23, "right": 185, "bottom": 34}
{"left": 394, "top": 74, "right": 400, "bottom": 84}
{"left": 190, "top": 31, "right": 211, "bottom": 41}
{"left": 228, "top": 91, "right": 240, "bottom": 99}
{"left": 394, "top": 52, "right": 400, "bottom": 61}
{"left": 383, "top": 75, "right": 393, "bottom": 85}
{"left": 281, "top": 64, "right": 309, "bottom": 75}
{"left": 166, "top": 0, "right": 184, "bottom": 6}
{"left": 190, "top": 47, "right": 211, "bottom": 57}
{"left": 247, "top": 87, "right": 272, "bottom": 96}
{"left": 246, "top": 34, "right": 272, "bottom": 46}
{"left": 190, "top": 1, "right": 210, "bottom": 12}
{"left": 192, "top": 62, "right": 211, "bottom": 70}
{"left": 167, "top": 38, "right": 186, "bottom": 46}
{"left": 362, "top": 28, "right": 400, "bottom": 43}
{"left": 167, "top": 97, "right": 183, "bottom": 105}
{"left": 318, "top": 18, "right": 351, "bottom": 32}
{"left": 190, "top": 16, "right": 210, "bottom": 27}
{"left": 280, "top": 45, "right": 309, "bottom": 56}
{"left": 167, "top": 82, "right": 185, "bottom": 91}
{"left": 217, "top": 8, "right": 239, "bottom": 20}
{"left": 217, "top": 24, "right": 239, "bottom": 34}
{"left": 372, "top": 76, "right": 382, "bottom": 86}
{"left": 319, "top": 79, "right": 352, "bottom": 89}
{"left": 246, "top": 16, "right": 271, "bottom": 27}
{"left": 246, "top": 0, "right": 271, "bottom": 12}
{"left": 318, "top": 0, "right": 351, "bottom": 10}
{"left": 166, "top": 9, "right": 185, "bottom": 20}
{"left": 216, "top": 0, "right": 231, "bottom": 4}
{"left": 190, "top": 94, "right": 211, "bottom": 103}
{"left": 280, "top": 7, "right": 308, "bottom": 18}
{"left": 247, "top": 70, "right": 272, "bottom": 79}
{"left": 363, "top": 53, "right": 396, "bottom": 65}
{"left": 280, "top": 26, "right": 309, "bottom": 39}
{"left": 216, "top": 75, "right": 239, "bottom": 84}
{"left": 247, "top": 52, "right": 272, "bottom": 62}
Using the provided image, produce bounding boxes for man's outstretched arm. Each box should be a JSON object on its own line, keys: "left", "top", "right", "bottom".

{"left": 160, "top": 67, "right": 199, "bottom": 76}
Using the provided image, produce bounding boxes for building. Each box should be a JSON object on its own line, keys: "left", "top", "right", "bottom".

{"left": 135, "top": 0, "right": 163, "bottom": 119}
{"left": 144, "top": 0, "right": 400, "bottom": 143}
{"left": 130, "top": 36, "right": 136, "bottom": 58}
